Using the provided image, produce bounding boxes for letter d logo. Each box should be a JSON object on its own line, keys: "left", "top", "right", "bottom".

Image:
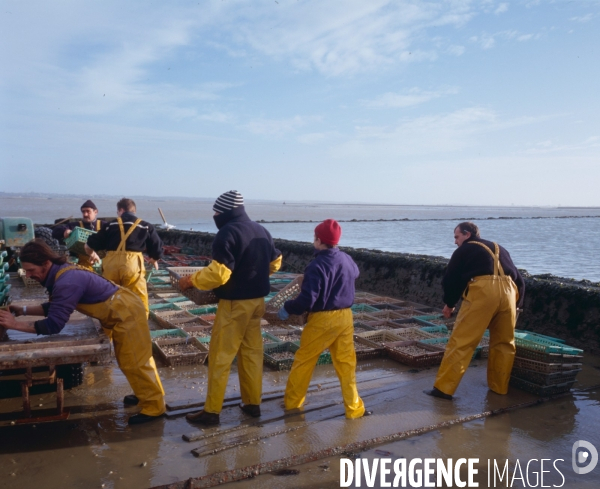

{"left": 572, "top": 440, "right": 598, "bottom": 475}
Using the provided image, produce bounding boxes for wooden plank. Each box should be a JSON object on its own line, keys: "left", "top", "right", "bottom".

{"left": 0, "top": 344, "right": 111, "bottom": 369}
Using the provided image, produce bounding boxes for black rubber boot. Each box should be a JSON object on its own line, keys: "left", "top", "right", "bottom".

{"left": 186, "top": 410, "right": 220, "bottom": 425}
{"left": 239, "top": 403, "right": 261, "bottom": 417}
{"left": 124, "top": 394, "right": 139, "bottom": 406}
{"left": 424, "top": 387, "right": 453, "bottom": 400}
{"left": 128, "top": 413, "right": 163, "bottom": 425}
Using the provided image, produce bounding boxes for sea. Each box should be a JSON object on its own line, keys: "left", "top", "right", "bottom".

{"left": 2, "top": 195, "right": 599, "bottom": 282}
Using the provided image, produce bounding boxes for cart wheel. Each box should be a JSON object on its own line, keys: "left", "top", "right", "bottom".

{"left": 56, "top": 363, "right": 84, "bottom": 389}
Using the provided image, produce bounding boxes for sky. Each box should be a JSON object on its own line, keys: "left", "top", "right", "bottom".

{"left": 1, "top": 0, "right": 599, "bottom": 206}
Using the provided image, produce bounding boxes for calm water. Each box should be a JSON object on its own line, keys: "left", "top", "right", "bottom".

{"left": 2, "top": 196, "right": 600, "bottom": 281}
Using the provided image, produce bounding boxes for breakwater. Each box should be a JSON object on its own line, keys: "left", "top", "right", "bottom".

{"left": 158, "top": 229, "right": 600, "bottom": 354}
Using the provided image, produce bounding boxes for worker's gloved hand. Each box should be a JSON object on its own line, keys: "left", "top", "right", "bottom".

{"left": 179, "top": 275, "right": 194, "bottom": 291}
{"left": 277, "top": 307, "right": 289, "bottom": 321}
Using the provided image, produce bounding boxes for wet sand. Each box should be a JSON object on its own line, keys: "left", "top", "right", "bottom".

{"left": 1, "top": 284, "right": 599, "bottom": 488}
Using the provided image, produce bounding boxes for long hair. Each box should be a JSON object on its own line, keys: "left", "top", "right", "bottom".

{"left": 19, "top": 239, "right": 67, "bottom": 266}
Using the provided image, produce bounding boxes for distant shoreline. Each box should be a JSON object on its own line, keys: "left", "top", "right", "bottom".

{"left": 257, "top": 215, "right": 600, "bottom": 223}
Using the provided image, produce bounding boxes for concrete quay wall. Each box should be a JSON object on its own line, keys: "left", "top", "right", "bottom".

{"left": 158, "top": 230, "right": 600, "bottom": 354}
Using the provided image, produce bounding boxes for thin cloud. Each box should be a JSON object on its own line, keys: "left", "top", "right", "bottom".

{"left": 362, "top": 87, "right": 459, "bottom": 109}
{"left": 495, "top": 3, "right": 509, "bottom": 15}
{"left": 243, "top": 116, "right": 319, "bottom": 136}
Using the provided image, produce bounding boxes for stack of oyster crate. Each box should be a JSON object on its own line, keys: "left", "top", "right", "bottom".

{"left": 510, "top": 331, "right": 583, "bottom": 396}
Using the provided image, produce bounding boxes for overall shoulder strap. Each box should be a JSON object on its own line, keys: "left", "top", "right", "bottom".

{"left": 467, "top": 241, "right": 505, "bottom": 276}
{"left": 117, "top": 218, "right": 142, "bottom": 252}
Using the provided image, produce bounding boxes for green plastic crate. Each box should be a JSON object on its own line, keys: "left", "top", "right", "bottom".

{"left": 514, "top": 332, "right": 583, "bottom": 356}
{"left": 150, "top": 329, "right": 188, "bottom": 340}
{"left": 189, "top": 305, "right": 218, "bottom": 316}
{"left": 64, "top": 227, "right": 96, "bottom": 255}
{"left": 351, "top": 303, "right": 379, "bottom": 314}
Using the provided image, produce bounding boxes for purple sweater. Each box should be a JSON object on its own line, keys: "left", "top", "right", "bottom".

{"left": 283, "top": 248, "right": 359, "bottom": 315}
{"left": 35, "top": 263, "right": 118, "bottom": 335}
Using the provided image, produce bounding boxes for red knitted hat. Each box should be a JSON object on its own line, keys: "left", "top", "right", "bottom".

{"left": 314, "top": 219, "right": 341, "bottom": 245}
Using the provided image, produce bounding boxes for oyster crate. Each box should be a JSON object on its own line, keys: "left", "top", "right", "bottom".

{"left": 419, "top": 324, "right": 449, "bottom": 335}
{"left": 419, "top": 336, "right": 481, "bottom": 360}
{"left": 351, "top": 303, "right": 379, "bottom": 314}
{"left": 64, "top": 227, "right": 96, "bottom": 255}
{"left": 511, "top": 367, "right": 581, "bottom": 386}
{"left": 151, "top": 309, "right": 195, "bottom": 329}
{"left": 263, "top": 342, "right": 332, "bottom": 370}
{"left": 370, "top": 303, "right": 406, "bottom": 311}
{"left": 356, "top": 330, "right": 404, "bottom": 346}
{"left": 509, "top": 376, "right": 575, "bottom": 396}
{"left": 18, "top": 268, "right": 42, "bottom": 287}
{"left": 261, "top": 323, "right": 298, "bottom": 335}
{"left": 150, "top": 328, "right": 188, "bottom": 340}
{"left": 512, "top": 356, "right": 582, "bottom": 373}
{"left": 363, "top": 320, "right": 406, "bottom": 331}
{"left": 388, "top": 327, "right": 436, "bottom": 342}
{"left": 353, "top": 292, "right": 380, "bottom": 303}
{"left": 352, "top": 321, "right": 376, "bottom": 335}
{"left": 353, "top": 335, "right": 384, "bottom": 361}
{"left": 263, "top": 342, "right": 300, "bottom": 371}
{"left": 179, "top": 324, "right": 213, "bottom": 339}
{"left": 366, "top": 310, "right": 407, "bottom": 321}
{"left": 392, "top": 318, "right": 433, "bottom": 329}
{"left": 363, "top": 296, "right": 403, "bottom": 304}
{"left": 188, "top": 304, "right": 218, "bottom": 316}
{"left": 263, "top": 276, "right": 308, "bottom": 327}
{"left": 153, "top": 337, "right": 208, "bottom": 367}
{"left": 271, "top": 330, "right": 303, "bottom": 345}
{"left": 167, "top": 266, "right": 218, "bottom": 305}
{"left": 384, "top": 341, "right": 446, "bottom": 367}
{"left": 514, "top": 333, "right": 583, "bottom": 363}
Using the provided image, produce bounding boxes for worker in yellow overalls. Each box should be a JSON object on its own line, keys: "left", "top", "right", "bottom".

{"left": 425, "top": 222, "right": 525, "bottom": 400}
{"left": 85, "top": 198, "right": 163, "bottom": 317}
{"left": 0, "top": 240, "right": 165, "bottom": 425}
{"left": 179, "top": 191, "right": 282, "bottom": 426}
{"left": 51, "top": 199, "right": 106, "bottom": 271}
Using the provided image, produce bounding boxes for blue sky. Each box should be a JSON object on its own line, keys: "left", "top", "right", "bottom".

{"left": 1, "top": 1, "right": 599, "bottom": 206}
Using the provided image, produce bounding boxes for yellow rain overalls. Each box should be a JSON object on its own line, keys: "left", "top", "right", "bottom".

{"left": 284, "top": 308, "right": 365, "bottom": 419}
{"left": 204, "top": 297, "right": 265, "bottom": 414}
{"left": 434, "top": 242, "right": 518, "bottom": 396}
{"left": 189, "top": 255, "right": 282, "bottom": 415}
{"left": 54, "top": 266, "right": 165, "bottom": 416}
{"left": 102, "top": 218, "right": 149, "bottom": 317}
{"left": 77, "top": 220, "right": 102, "bottom": 271}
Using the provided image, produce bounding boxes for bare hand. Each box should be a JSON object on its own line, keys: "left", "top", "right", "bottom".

{"left": 64, "top": 229, "right": 72, "bottom": 238}
{"left": 88, "top": 252, "right": 100, "bottom": 264}
{"left": 0, "top": 310, "right": 18, "bottom": 330}
{"left": 442, "top": 305, "right": 455, "bottom": 319}
{"left": 149, "top": 258, "right": 159, "bottom": 270}
{"left": 179, "top": 275, "right": 194, "bottom": 291}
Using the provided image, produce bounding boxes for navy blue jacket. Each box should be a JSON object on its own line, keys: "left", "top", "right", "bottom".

{"left": 442, "top": 237, "right": 525, "bottom": 308}
{"left": 284, "top": 247, "right": 359, "bottom": 315}
{"left": 86, "top": 212, "right": 163, "bottom": 260}
{"left": 212, "top": 206, "right": 281, "bottom": 300}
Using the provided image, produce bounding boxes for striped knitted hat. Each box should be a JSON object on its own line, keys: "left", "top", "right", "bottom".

{"left": 213, "top": 190, "right": 244, "bottom": 213}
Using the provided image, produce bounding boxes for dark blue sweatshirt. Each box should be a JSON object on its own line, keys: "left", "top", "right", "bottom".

{"left": 283, "top": 247, "right": 359, "bottom": 315}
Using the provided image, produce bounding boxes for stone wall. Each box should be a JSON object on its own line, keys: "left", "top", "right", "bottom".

{"left": 158, "top": 230, "right": 600, "bottom": 354}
